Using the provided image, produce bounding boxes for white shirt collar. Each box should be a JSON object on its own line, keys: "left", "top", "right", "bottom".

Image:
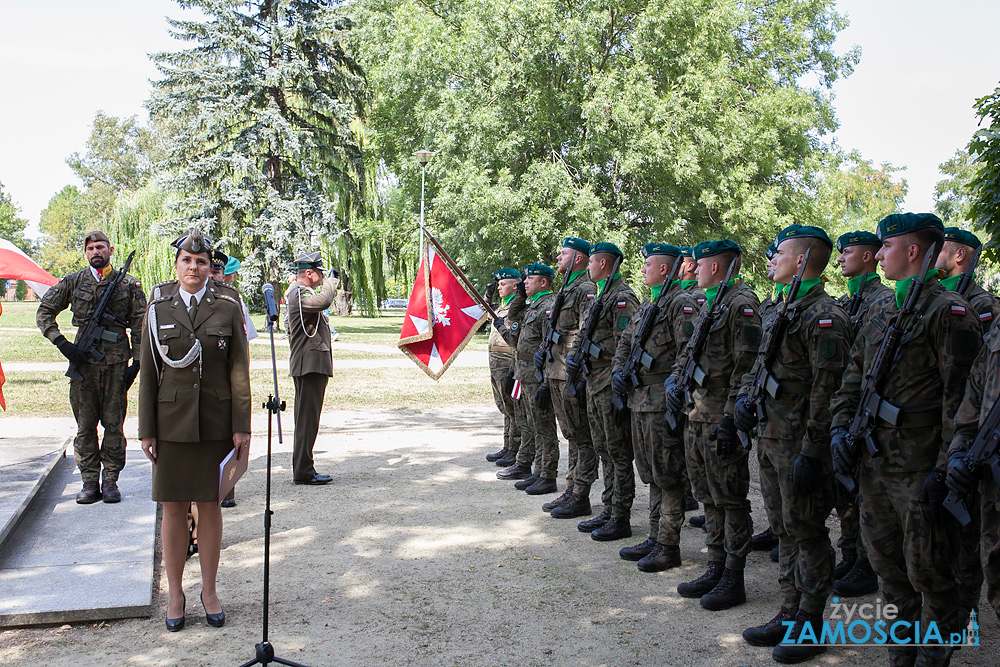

{"left": 178, "top": 283, "right": 208, "bottom": 306}
{"left": 90, "top": 266, "right": 111, "bottom": 282}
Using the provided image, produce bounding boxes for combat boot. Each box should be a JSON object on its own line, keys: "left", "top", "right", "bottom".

{"left": 591, "top": 516, "right": 632, "bottom": 541}
{"left": 497, "top": 463, "right": 532, "bottom": 480}
{"left": 833, "top": 553, "right": 857, "bottom": 580}
{"left": 543, "top": 487, "right": 575, "bottom": 512}
{"left": 742, "top": 607, "right": 797, "bottom": 646}
{"left": 514, "top": 475, "right": 540, "bottom": 490}
{"left": 637, "top": 543, "right": 681, "bottom": 572}
{"left": 771, "top": 610, "right": 826, "bottom": 663}
{"left": 699, "top": 567, "right": 746, "bottom": 610}
{"left": 770, "top": 544, "right": 779, "bottom": 562}
{"left": 619, "top": 536, "right": 656, "bottom": 561}
{"left": 102, "top": 480, "right": 121, "bottom": 504}
{"left": 76, "top": 481, "right": 102, "bottom": 504}
{"left": 684, "top": 490, "right": 699, "bottom": 512}
{"left": 751, "top": 526, "right": 779, "bottom": 551}
{"left": 688, "top": 514, "right": 705, "bottom": 528}
{"left": 834, "top": 555, "right": 878, "bottom": 597}
{"left": 524, "top": 477, "right": 558, "bottom": 495}
{"left": 486, "top": 447, "right": 508, "bottom": 463}
{"left": 676, "top": 561, "right": 724, "bottom": 598}
{"left": 496, "top": 451, "right": 517, "bottom": 467}
{"left": 550, "top": 494, "right": 592, "bottom": 519}
{"left": 578, "top": 512, "right": 611, "bottom": 532}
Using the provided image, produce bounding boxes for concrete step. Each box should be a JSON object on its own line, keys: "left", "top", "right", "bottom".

{"left": 0, "top": 435, "right": 70, "bottom": 551}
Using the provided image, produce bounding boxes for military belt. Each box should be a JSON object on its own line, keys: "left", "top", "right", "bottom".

{"left": 775, "top": 381, "right": 811, "bottom": 395}
{"left": 517, "top": 352, "right": 535, "bottom": 362}
{"left": 879, "top": 410, "right": 942, "bottom": 429}
{"left": 588, "top": 359, "right": 612, "bottom": 369}
{"left": 489, "top": 345, "right": 513, "bottom": 353}
{"left": 639, "top": 373, "right": 670, "bottom": 386}
{"left": 695, "top": 377, "right": 731, "bottom": 389}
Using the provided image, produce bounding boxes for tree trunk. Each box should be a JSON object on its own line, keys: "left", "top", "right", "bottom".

{"left": 334, "top": 290, "right": 352, "bottom": 316}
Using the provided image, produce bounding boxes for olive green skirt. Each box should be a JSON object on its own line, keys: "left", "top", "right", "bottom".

{"left": 151, "top": 438, "right": 233, "bottom": 503}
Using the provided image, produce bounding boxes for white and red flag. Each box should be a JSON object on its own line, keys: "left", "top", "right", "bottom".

{"left": 0, "top": 238, "right": 58, "bottom": 298}
{"left": 398, "top": 242, "right": 489, "bottom": 380}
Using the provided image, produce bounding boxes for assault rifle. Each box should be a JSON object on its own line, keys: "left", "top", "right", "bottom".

{"left": 956, "top": 245, "right": 982, "bottom": 297}
{"left": 663, "top": 257, "right": 738, "bottom": 431}
{"left": 847, "top": 270, "right": 870, "bottom": 319}
{"left": 944, "top": 395, "right": 1000, "bottom": 526}
{"left": 535, "top": 250, "right": 578, "bottom": 382}
{"left": 737, "top": 248, "right": 810, "bottom": 449}
{"left": 835, "top": 244, "right": 937, "bottom": 492}
{"left": 568, "top": 254, "right": 623, "bottom": 400}
{"left": 65, "top": 250, "right": 137, "bottom": 382}
{"left": 611, "top": 255, "right": 683, "bottom": 412}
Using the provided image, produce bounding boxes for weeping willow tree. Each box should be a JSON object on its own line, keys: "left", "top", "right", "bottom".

{"left": 105, "top": 184, "right": 177, "bottom": 291}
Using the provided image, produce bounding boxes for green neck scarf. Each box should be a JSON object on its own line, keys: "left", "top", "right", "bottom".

{"left": 596, "top": 272, "right": 621, "bottom": 297}
{"left": 501, "top": 294, "right": 515, "bottom": 306}
{"left": 939, "top": 273, "right": 964, "bottom": 292}
{"left": 704, "top": 277, "right": 740, "bottom": 309}
{"left": 894, "top": 271, "right": 938, "bottom": 308}
{"left": 847, "top": 273, "right": 879, "bottom": 296}
{"left": 566, "top": 269, "right": 586, "bottom": 286}
{"left": 785, "top": 277, "right": 822, "bottom": 304}
{"left": 529, "top": 289, "right": 552, "bottom": 304}
{"left": 681, "top": 279, "right": 698, "bottom": 290}
{"left": 650, "top": 282, "right": 666, "bottom": 302}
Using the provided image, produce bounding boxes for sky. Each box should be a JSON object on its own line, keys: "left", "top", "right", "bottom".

{"left": 0, "top": 0, "right": 998, "bottom": 235}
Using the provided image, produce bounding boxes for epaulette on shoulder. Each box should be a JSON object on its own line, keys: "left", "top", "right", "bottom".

{"left": 154, "top": 279, "right": 178, "bottom": 288}
{"left": 214, "top": 292, "right": 240, "bottom": 306}
{"left": 210, "top": 280, "right": 240, "bottom": 295}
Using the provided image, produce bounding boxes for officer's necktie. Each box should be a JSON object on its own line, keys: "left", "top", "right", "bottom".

{"left": 188, "top": 295, "right": 199, "bottom": 325}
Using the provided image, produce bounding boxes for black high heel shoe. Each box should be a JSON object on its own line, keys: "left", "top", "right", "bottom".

{"left": 201, "top": 592, "right": 225, "bottom": 627}
{"left": 165, "top": 592, "right": 186, "bottom": 632}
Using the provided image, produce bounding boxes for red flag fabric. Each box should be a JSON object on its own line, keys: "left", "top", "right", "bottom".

{"left": 0, "top": 238, "right": 58, "bottom": 298}
{"left": 0, "top": 301, "right": 6, "bottom": 410}
{"left": 398, "top": 244, "right": 487, "bottom": 380}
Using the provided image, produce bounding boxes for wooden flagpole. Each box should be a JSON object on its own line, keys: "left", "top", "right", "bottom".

{"left": 418, "top": 222, "right": 499, "bottom": 320}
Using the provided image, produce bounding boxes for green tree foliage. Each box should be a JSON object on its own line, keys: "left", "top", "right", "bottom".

{"left": 350, "top": 0, "right": 859, "bottom": 286}
{"left": 148, "top": 0, "right": 370, "bottom": 309}
{"left": 37, "top": 185, "right": 88, "bottom": 276}
{"left": 934, "top": 148, "right": 977, "bottom": 224}
{"left": 106, "top": 185, "right": 178, "bottom": 290}
{"left": 968, "top": 83, "right": 1000, "bottom": 254}
{"left": 0, "top": 181, "right": 31, "bottom": 254}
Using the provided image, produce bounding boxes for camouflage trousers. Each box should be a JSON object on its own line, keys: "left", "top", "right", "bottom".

{"left": 833, "top": 480, "right": 867, "bottom": 561}
{"left": 514, "top": 380, "right": 559, "bottom": 479}
{"left": 550, "top": 378, "right": 596, "bottom": 494}
{"left": 758, "top": 437, "right": 836, "bottom": 615}
{"left": 70, "top": 361, "right": 128, "bottom": 483}
{"left": 489, "top": 354, "right": 520, "bottom": 454}
{"left": 586, "top": 383, "right": 634, "bottom": 519}
{"left": 632, "top": 411, "right": 686, "bottom": 546}
{"left": 859, "top": 461, "right": 962, "bottom": 667}
{"left": 684, "top": 420, "right": 752, "bottom": 569}
{"left": 984, "top": 480, "right": 1000, "bottom": 621}
{"left": 955, "top": 486, "right": 984, "bottom": 616}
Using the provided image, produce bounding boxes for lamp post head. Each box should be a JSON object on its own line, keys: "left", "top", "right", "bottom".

{"left": 412, "top": 149, "right": 435, "bottom": 168}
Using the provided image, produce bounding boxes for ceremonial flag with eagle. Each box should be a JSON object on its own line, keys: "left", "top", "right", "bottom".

{"left": 398, "top": 242, "right": 488, "bottom": 380}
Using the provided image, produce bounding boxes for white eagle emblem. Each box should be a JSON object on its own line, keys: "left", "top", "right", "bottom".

{"left": 431, "top": 288, "right": 451, "bottom": 326}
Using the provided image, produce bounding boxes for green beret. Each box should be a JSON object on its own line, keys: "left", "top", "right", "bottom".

{"left": 83, "top": 230, "right": 110, "bottom": 249}
{"left": 877, "top": 213, "right": 943, "bottom": 241}
{"left": 523, "top": 263, "right": 555, "bottom": 278}
{"left": 775, "top": 224, "right": 833, "bottom": 249}
{"left": 224, "top": 256, "right": 242, "bottom": 275}
{"left": 765, "top": 242, "right": 778, "bottom": 260}
{"left": 641, "top": 243, "right": 681, "bottom": 258}
{"left": 943, "top": 227, "right": 982, "bottom": 249}
{"left": 693, "top": 239, "right": 741, "bottom": 260}
{"left": 590, "top": 242, "right": 623, "bottom": 257}
{"left": 212, "top": 249, "right": 229, "bottom": 269}
{"left": 679, "top": 246, "right": 694, "bottom": 258}
{"left": 562, "top": 237, "right": 592, "bottom": 254}
{"left": 292, "top": 250, "right": 325, "bottom": 271}
{"left": 494, "top": 267, "right": 521, "bottom": 280}
{"left": 836, "top": 230, "right": 881, "bottom": 252}
{"left": 172, "top": 228, "right": 213, "bottom": 256}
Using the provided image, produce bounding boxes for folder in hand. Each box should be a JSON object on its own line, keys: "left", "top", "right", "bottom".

{"left": 218, "top": 441, "right": 249, "bottom": 503}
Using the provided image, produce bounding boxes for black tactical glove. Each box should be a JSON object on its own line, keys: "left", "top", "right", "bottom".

{"left": 565, "top": 355, "right": 583, "bottom": 382}
{"left": 502, "top": 370, "right": 515, "bottom": 396}
{"left": 534, "top": 383, "right": 552, "bottom": 409}
{"left": 533, "top": 348, "right": 546, "bottom": 371}
{"left": 123, "top": 362, "right": 140, "bottom": 391}
{"left": 732, "top": 395, "right": 758, "bottom": 432}
{"left": 484, "top": 279, "right": 497, "bottom": 303}
{"left": 830, "top": 427, "right": 854, "bottom": 479}
{"left": 919, "top": 468, "right": 949, "bottom": 517}
{"left": 612, "top": 371, "right": 630, "bottom": 397}
{"left": 492, "top": 316, "right": 505, "bottom": 332}
{"left": 709, "top": 414, "right": 739, "bottom": 459}
{"left": 54, "top": 335, "right": 88, "bottom": 367}
{"left": 663, "top": 375, "right": 684, "bottom": 415}
{"left": 946, "top": 450, "right": 977, "bottom": 497}
{"left": 790, "top": 453, "right": 822, "bottom": 495}
{"left": 516, "top": 280, "right": 527, "bottom": 299}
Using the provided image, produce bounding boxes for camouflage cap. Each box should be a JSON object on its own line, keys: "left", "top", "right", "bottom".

{"left": 523, "top": 263, "right": 555, "bottom": 278}
{"left": 590, "top": 242, "right": 623, "bottom": 257}
{"left": 776, "top": 224, "right": 833, "bottom": 249}
{"left": 943, "top": 227, "right": 982, "bottom": 250}
{"left": 693, "top": 239, "right": 741, "bottom": 260}
{"left": 494, "top": 267, "right": 521, "bottom": 280}
{"left": 292, "top": 251, "right": 325, "bottom": 271}
{"left": 765, "top": 242, "right": 778, "bottom": 260}
{"left": 83, "top": 230, "right": 110, "bottom": 248}
{"left": 224, "top": 256, "right": 242, "bottom": 275}
{"left": 641, "top": 242, "right": 681, "bottom": 258}
{"left": 836, "top": 230, "right": 881, "bottom": 252}
{"left": 679, "top": 246, "right": 695, "bottom": 258}
{"left": 876, "top": 212, "right": 943, "bottom": 241}
{"left": 212, "top": 249, "right": 229, "bottom": 269}
{"left": 562, "top": 237, "right": 592, "bottom": 254}
{"left": 172, "top": 228, "right": 213, "bottom": 256}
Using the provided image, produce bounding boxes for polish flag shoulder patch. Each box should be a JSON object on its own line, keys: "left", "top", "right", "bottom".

{"left": 545, "top": 311, "right": 551, "bottom": 316}
{"left": 818, "top": 318, "right": 833, "bottom": 328}
{"left": 697, "top": 298, "right": 706, "bottom": 305}
{"left": 617, "top": 300, "right": 628, "bottom": 308}
{"left": 980, "top": 311, "right": 993, "bottom": 322}
{"left": 951, "top": 305, "right": 967, "bottom": 316}
{"left": 586, "top": 293, "right": 596, "bottom": 300}
{"left": 683, "top": 306, "right": 694, "bottom": 314}
{"left": 743, "top": 308, "right": 755, "bottom": 316}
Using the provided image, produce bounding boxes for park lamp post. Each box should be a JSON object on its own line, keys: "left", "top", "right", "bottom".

{"left": 412, "top": 149, "right": 435, "bottom": 253}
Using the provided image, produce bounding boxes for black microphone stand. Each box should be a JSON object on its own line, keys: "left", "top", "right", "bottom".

{"left": 239, "top": 295, "right": 310, "bottom": 667}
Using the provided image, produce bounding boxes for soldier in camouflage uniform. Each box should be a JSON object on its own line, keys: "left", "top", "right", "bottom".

{"left": 485, "top": 268, "right": 523, "bottom": 466}
{"left": 494, "top": 264, "right": 559, "bottom": 495}
{"left": 611, "top": 243, "right": 699, "bottom": 564}
{"left": 830, "top": 230, "right": 893, "bottom": 597}
{"left": 36, "top": 230, "right": 146, "bottom": 504}
{"left": 734, "top": 225, "right": 852, "bottom": 663}
{"left": 947, "top": 319, "right": 1000, "bottom": 623}
{"left": 541, "top": 238, "right": 598, "bottom": 505}
{"left": 667, "top": 239, "right": 760, "bottom": 609}
{"left": 561, "top": 243, "right": 639, "bottom": 524}
{"left": 831, "top": 213, "right": 982, "bottom": 667}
